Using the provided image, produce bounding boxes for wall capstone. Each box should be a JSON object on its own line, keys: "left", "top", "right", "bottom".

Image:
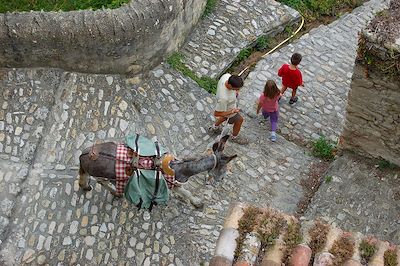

{"left": 0, "top": 0, "right": 206, "bottom": 74}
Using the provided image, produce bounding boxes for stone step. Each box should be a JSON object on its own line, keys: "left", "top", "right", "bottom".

{"left": 180, "top": 0, "right": 300, "bottom": 78}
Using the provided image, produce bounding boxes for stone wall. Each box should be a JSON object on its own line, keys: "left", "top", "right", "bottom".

{"left": 341, "top": 32, "right": 400, "bottom": 165}
{"left": 0, "top": 0, "right": 206, "bottom": 74}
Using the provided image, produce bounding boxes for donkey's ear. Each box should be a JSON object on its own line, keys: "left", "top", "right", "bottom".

{"left": 217, "top": 135, "right": 230, "bottom": 151}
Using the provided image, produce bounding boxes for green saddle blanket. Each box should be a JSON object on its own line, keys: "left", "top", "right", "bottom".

{"left": 125, "top": 134, "right": 167, "bottom": 156}
{"left": 124, "top": 134, "right": 170, "bottom": 210}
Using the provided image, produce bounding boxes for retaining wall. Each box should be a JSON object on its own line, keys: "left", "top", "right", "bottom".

{"left": 340, "top": 35, "right": 400, "bottom": 165}
{"left": 0, "top": 0, "right": 206, "bottom": 74}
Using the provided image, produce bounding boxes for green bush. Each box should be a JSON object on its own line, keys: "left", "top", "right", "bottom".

{"left": 203, "top": 0, "right": 218, "bottom": 17}
{"left": 0, "top": 0, "right": 130, "bottom": 12}
{"left": 278, "top": 0, "right": 363, "bottom": 20}
{"left": 255, "top": 36, "right": 269, "bottom": 51}
{"left": 311, "top": 136, "right": 336, "bottom": 161}
{"left": 237, "top": 48, "right": 252, "bottom": 61}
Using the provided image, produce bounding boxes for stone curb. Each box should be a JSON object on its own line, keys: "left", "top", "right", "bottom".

{"left": 0, "top": 0, "right": 206, "bottom": 74}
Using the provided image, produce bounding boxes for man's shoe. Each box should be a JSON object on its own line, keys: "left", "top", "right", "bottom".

{"left": 230, "top": 135, "right": 249, "bottom": 145}
{"left": 208, "top": 125, "right": 222, "bottom": 134}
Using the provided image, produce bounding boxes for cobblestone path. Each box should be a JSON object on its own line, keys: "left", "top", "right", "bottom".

{"left": 240, "top": 0, "right": 389, "bottom": 143}
{"left": 181, "top": 0, "right": 300, "bottom": 78}
{"left": 0, "top": 0, "right": 392, "bottom": 265}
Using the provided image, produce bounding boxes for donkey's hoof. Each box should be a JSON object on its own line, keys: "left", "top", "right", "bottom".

{"left": 83, "top": 185, "right": 92, "bottom": 191}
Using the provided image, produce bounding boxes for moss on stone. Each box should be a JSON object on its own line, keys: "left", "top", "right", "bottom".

{"left": 359, "top": 238, "right": 377, "bottom": 264}
{"left": 234, "top": 206, "right": 263, "bottom": 261}
{"left": 384, "top": 247, "right": 398, "bottom": 266}
{"left": 329, "top": 233, "right": 355, "bottom": 266}
{"left": 308, "top": 219, "right": 330, "bottom": 256}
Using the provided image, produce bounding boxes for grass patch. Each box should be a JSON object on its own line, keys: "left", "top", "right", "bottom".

{"left": 359, "top": 238, "right": 377, "bottom": 264}
{"left": 311, "top": 136, "right": 336, "bottom": 161}
{"left": 0, "top": 0, "right": 130, "bottom": 12}
{"left": 202, "top": 0, "right": 218, "bottom": 17}
{"left": 166, "top": 52, "right": 218, "bottom": 94}
{"left": 278, "top": 0, "right": 364, "bottom": 21}
{"left": 324, "top": 175, "right": 333, "bottom": 183}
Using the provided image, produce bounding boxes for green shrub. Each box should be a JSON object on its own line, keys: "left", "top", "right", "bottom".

{"left": 203, "top": 0, "right": 218, "bottom": 17}
{"left": 0, "top": 0, "right": 130, "bottom": 12}
{"left": 325, "top": 175, "right": 333, "bottom": 183}
{"left": 255, "top": 36, "right": 269, "bottom": 51}
{"left": 237, "top": 48, "right": 252, "bottom": 61}
{"left": 278, "top": 0, "right": 363, "bottom": 20}
{"left": 311, "top": 136, "right": 336, "bottom": 161}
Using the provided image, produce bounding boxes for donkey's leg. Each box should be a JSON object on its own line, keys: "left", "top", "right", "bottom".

{"left": 98, "top": 179, "right": 122, "bottom": 198}
{"left": 78, "top": 168, "right": 92, "bottom": 191}
{"left": 173, "top": 186, "right": 204, "bottom": 209}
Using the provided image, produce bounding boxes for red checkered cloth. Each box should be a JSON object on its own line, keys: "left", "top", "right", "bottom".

{"left": 115, "top": 144, "right": 175, "bottom": 195}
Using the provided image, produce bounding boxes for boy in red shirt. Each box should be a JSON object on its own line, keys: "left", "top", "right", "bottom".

{"left": 278, "top": 53, "right": 304, "bottom": 104}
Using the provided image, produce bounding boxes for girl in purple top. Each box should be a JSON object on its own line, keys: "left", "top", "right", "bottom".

{"left": 256, "top": 80, "right": 282, "bottom": 142}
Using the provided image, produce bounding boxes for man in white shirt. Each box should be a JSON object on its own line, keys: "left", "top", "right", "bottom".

{"left": 209, "top": 74, "right": 248, "bottom": 145}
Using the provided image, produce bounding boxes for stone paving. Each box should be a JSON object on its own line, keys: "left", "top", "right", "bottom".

{"left": 305, "top": 152, "right": 400, "bottom": 245}
{"left": 240, "top": 0, "right": 389, "bottom": 144}
{"left": 0, "top": 67, "right": 317, "bottom": 265}
{"left": 0, "top": 0, "right": 396, "bottom": 265}
{"left": 181, "top": 0, "right": 300, "bottom": 78}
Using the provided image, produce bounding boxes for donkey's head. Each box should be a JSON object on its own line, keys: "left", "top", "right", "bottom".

{"left": 208, "top": 135, "right": 237, "bottom": 182}
{"left": 170, "top": 135, "right": 237, "bottom": 184}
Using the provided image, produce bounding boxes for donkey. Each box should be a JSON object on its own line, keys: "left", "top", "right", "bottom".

{"left": 78, "top": 135, "right": 237, "bottom": 208}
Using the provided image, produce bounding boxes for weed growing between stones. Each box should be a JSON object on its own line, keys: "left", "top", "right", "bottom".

{"left": 254, "top": 210, "right": 286, "bottom": 264}
{"left": 308, "top": 219, "right": 330, "bottom": 261}
{"left": 311, "top": 135, "right": 336, "bottom": 161}
{"left": 324, "top": 175, "right": 333, "bottom": 183}
{"left": 329, "top": 232, "right": 355, "bottom": 265}
{"left": 202, "top": 0, "right": 218, "bottom": 18}
{"left": 359, "top": 237, "right": 377, "bottom": 264}
{"left": 234, "top": 206, "right": 263, "bottom": 262}
{"left": 0, "top": 0, "right": 130, "bottom": 12}
{"left": 282, "top": 219, "right": 303, "bottom": 264}
{"left": 166, "top": 52, "right": 218, "bottom": 94}
{"left": 384, "top": 246, "right": 398, "bottom": 266}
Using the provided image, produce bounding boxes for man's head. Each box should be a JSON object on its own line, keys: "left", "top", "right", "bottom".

{"left": 226, "top": 75, "right": 244, "bottom": 90}
{"left": 291, "top": 53, "right": 302, "bottom": 66}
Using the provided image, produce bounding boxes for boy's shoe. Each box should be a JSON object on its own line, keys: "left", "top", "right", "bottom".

{"left": 230, "top": 135, "right": 249, "bottom": 145}
{"left": 208, "top": 125, "right": 222, "bottom": 134}
{"left": 271, "top": 132, "right": 277, "bottom": 142}
{"left": 289, "top": 96, "right": 298, "bottom": 105}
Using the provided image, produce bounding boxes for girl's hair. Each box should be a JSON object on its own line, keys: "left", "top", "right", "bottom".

{"left": 263, "top": 80, "right": 280, "bottom": 99}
